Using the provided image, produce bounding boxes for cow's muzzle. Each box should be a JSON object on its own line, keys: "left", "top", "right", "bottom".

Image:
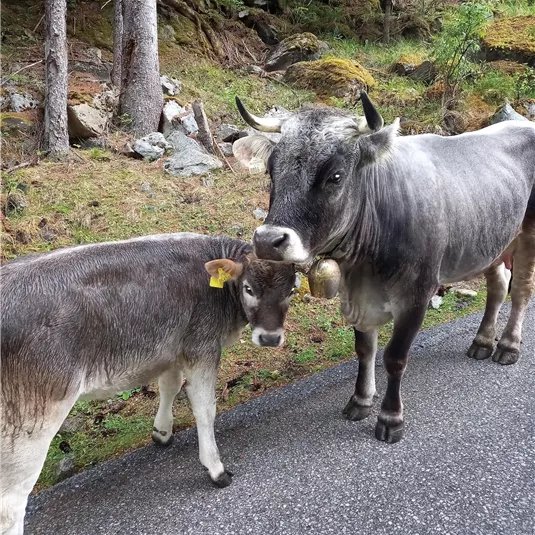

{"left": 253, "top": 225, "right": 311, "bottom": 264}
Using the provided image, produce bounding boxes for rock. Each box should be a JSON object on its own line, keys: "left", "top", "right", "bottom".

{"left": 55, "top": 454, "right": 76, "bottom": 482}
{"left": 246, "top": 65, "right": 265, "bottom": 75}
{"left": 140, "top": 182, "right": 152, "bottom": 192}
{"left": 181, "top": 113, "right": 198, "bottom": 135}
{"left": 40, "top": 229, "right": 56, "bottom": 243}
{"left": 164, "top": 151, "right": 223, "bottom": 178}
{"left": 215, "top": 123, "right": 240, "bottom": 142}
{"left": 167, "top": 131, "right": 205, "bottom": 154}
{"left": 490, "top": 102, "right": 529, "bottom": 124}
{"left": 526, "top": 102, "right": 535, "bottom": 119}
{"left": 133, "top": 132, "right": 171, "bottom": 161}
{"left": 239, "top": 11, "right": 279, "bottom": 45}
{"left": 161, "top": 101, "right": 198, "bottom": 137}
{"left": 253, "top": 207, "right": 268, "bottom": 220}
{"left": 294, "top": 272, "right": 303, "bottom": 289}
{"left": 71, "top": 61, "right": 111, "bottom": 83}
{"left": 6, "top": 192, "right": 28, "bottom": 213}
{"left": 1, "top": 113, "right": 34, "bottom": 135}
{"left": 409, "top": 61, "right": 436, "bottom": 84}
{"left": 218, "top": 142, "right": 234, "bottom": 157}
{"left": 452, "top": 288, "right": 478, "bottom": 298}
{"left": 161, "top": 75, "right": 182, "bottom": 96}
{"left": 430, "top": 295, "right": 443, "bottom": 310}
{"left": 59, "top": 416, "right": 84, "bottom": 434}
{"left": 9, "top": 91, "right": 40, "bottom": 112}
{"left": 264, "top": 32, "right": 328, "bottom": 72}
{"left": 285, "top": 58, "right": 375, "bottom": 101}
{"left": 92, "top": 90, "right": 117, "bottom": 114}
{"left": 86, "top": 47, "right": 102, "bottom": 63}
{"left": 67, "top": 103, "right": 109, "bottom": 139}
{"left": 202, "top": 176, "right": 215, "bottom": 187}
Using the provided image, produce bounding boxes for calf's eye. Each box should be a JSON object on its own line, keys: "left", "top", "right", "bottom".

{"left": 244, "top": 285, "right": 254, "bottom": 296}
{"left": 329, "top": 172, "right": 342, "bottom": 184}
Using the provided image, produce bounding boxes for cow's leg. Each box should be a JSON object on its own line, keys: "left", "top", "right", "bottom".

{"left": 494, "top": 219, "right": 535, "bottom": 365}
{"left": 467, "top": 262, "right": 511, "bottom": 360}
{"left": 343, "top": 328, "right": 378, "bottom": 421}
{"left": 152, "top": 364, "right": 184, "bottom": 446}
{"left": 184, "top": 362, "right": 232, "bottom": 488}
{"left": 376, "top": 299, "right": 430, "bottom": 444}
{"left": 1, "top": 399, "right": 75, "bottom": 535}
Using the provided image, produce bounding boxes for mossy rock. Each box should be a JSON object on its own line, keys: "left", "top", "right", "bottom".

{"left": 1, "top": 112, "right": 35, "bottom": 134}
{"left": 264, "top": 32, "right": 328, "bottom": 72}
{"left": 284, "top": 58, "right": 375, "bottom": 101}
{"left": 482, "top": 16, "right": 535, "bottom": 67}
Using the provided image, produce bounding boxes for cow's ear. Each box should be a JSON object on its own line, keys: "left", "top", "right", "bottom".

{"left": 232, "top": 135, "right": 276, "bottom": 169}
{"left": 205, "top": 259, "right": 244, "bottom": 281}
{"left": 359, "top": 119, "right": 400, "bottom": 162}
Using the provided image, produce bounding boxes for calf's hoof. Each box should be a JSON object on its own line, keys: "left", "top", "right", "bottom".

{"left": 492, "top": 347, "right": 520, "bottom": 365}
{"left": 466, "top": 342, "right": 493, "bottom": 360}
{"left": 343, "top": 398, "right": 373, "bottom": 421}
{"left": 375, "top": 418, "right": 404, "bottom": 444}
{"left": 152, "top": 427, "right": 174, "bottom": 447}
{"left": 211, "top": 470, "right": 233, "bottom": 488}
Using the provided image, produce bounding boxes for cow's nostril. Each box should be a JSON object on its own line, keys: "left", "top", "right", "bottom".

{"left": 272, "top": 234, "right": 288, "bottom": 248}
{"left": 259, "top": 333, "right": 281, "bottom": 347}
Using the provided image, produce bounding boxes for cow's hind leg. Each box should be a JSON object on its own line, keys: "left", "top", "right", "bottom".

{"left": 343, "top": 328, "right": 378, "bottom": 421}
{"left": 494, "top": 218, "right": 535, "bottom": 365}
{"left": 467, "top": 262, "right": 511, "bottom": 360}
{"left": 184, "top": 361, "right": 232, "bottom": 488}
{"left": 152, "top": 364, "right": 184, "bottom": 446}
{"left": 1, "top": 399, "right": 75, "bottom": 535}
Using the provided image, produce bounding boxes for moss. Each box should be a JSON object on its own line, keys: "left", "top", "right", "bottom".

{"left": 280, "top": 32, "right": 326, "bottom": 53}
{"left": 483, "top": 16, "right": 535, "bottom": 57}
{"left": 395, "top": 52, "right": 427, "bottom": 65}
{"left": 285, "top": 58, "right": 375, "bottom": 99}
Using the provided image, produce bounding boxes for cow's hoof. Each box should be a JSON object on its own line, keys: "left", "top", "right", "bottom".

{"left": 211, "top": 470, "right": 233, "bottom": 488}
{"left": 343, "top": 399, "right": 373, "bottom": 421}
{"left": 466, "top": 342, "right": 493, "bottom": 360}
{"left": 492, "top": 347, "right": 520, "bottom": 365}
{"left": 152, "top": 428, "right": 174, "bottom": 447}
{"left": 375, "top": 419, "right": 404, "bottom": 444}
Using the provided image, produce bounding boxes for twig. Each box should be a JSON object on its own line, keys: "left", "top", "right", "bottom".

{"left": 3, "top": 162, "right": 33, "bottom": 174}
{"left": 33, "top": 14, "right": 45, "bottom": 33}
{"left": 101, "top": 0, "right": 112, "bottom": 8}
{"left": 0, "top": 60, "right": 44, "bottom": 86}
{"left": 214, "top": 142, "right": 236, "bottom": 174}
{"left": 242, "top": 39, "right": 258, "bottom": 64}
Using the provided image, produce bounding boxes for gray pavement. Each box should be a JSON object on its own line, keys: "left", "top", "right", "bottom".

{"left": 26, "top": 300, "right": 535, "bottom": 535}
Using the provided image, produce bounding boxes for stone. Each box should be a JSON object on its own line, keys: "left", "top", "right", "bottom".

{"left": 55, "top": 455, "right": 76, "bottom": 482}
{"left": 294, "top": 272, "right": 303, "bottom": 289}
{"left": 218, "top": 142, "right": 234, "bottom": 157}
{"left": 264, "top": 32, "right": 329, "bottom": 72}
{"left": 161, "top": 75, "right": 182, "bottom": 96}
{"left": 452, "top": 288, "right": 478, "bottom": 298}
{"left": 246, "top": 65, "right": 264, "bottom": 75}
{"left": 161, "top": 101, "right": 197, "bottom": 137}
{"left": 140, "top": 182, "right": 152, "bottom": 192}
{"left": 253, "top": 207, "right": 268, "bottom": 220}
{"left": 181, "top": 113, "right": 198, "bottom": 135}
{"left": 239, "top": 11, "right": 279, "bottom": 45}
{"left": 163, "top": 151, "right": 223, "bottom": 178}
{"left": 167, "top": 131, "right": 205, "bottom": 154}
{"left": 215, "top": 123, "right": 240, "bottom": 142}
{"left": 202, "top": 176, "right": 215, "bottom": 187}
{"left": 1, "top": 113, "right": 34, "bottom": 135}
{"left": 92, "top": 90, "right": 117, "bottom": 114}
{"left": 430, "top": 295, "right": 443, "bottom": 310}
{"left": 86, "top": 47, "right": 102, "bottom": 62}
{"left": 6, "top": 192, "right": 28, "bottom": 213}
{"left": 133, "top": 132, "right": 171, "bottom": 161}
{"left": 67, "top": 103, "right": 108, "bottom": 139}
{"left": 409, "top": 61, "right": 437, "bottom": 84}
{"left": 71, "top": 61, "right": 111, "bottom": 83}
{"left": 10, "top": 91, "right": 40, "bottom": 112}
{"left": 490, "top": 102, "right": 529, "bottom": 124}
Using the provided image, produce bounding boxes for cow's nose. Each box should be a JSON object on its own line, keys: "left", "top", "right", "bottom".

{"left": 254, "top": 227, "right": 287, "bottom": 260}
{"left": 259, "top": 333, "right": 282, "bottom": 347}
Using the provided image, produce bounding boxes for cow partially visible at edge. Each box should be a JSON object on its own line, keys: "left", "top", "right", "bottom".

{"left": 234, "top": 94, "right": 535, "bottom": 444}
{"left": 1, "top": 233, "right": 296, "bottom": 535}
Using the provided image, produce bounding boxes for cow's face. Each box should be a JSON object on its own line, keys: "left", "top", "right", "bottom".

{"left": 205, "top": 257, "right": 296, "bottom": 347}
{"left": 234, "top": 94, "right": 394, "bottom": 264}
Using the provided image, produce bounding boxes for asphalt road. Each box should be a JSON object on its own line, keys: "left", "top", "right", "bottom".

{"left": 26, "top": 300, "right": 535, "bottom": 535}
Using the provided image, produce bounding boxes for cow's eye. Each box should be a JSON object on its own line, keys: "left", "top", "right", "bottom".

{"left": 329, "top": 172, "right": 342, "bottom": 184}
{"left": 244, "top": 285, "right": 254, "bottom": 296}
{"left": 289, "top": 287, "right": 297, "bottom": 298}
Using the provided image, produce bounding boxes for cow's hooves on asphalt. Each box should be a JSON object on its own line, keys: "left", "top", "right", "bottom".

{"left": 151, "top": 429, "right": 174, "bottom": 447}
{"left": 466, "top": 343, "right": 493, "bottom": 360}
{"left": 492, "top": 348, "right": 520, "bottom": 365}
{"left": 211, "top": 470, "right": 233, "bottom": 488}
{"left": 375, "top": 420, "right": 404, "bottom": 443}
{"left": 343, "top": 400, "right": 373, "bottom": 421}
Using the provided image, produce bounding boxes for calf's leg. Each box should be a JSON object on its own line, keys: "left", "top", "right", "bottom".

{"left": 467, "top": 262, "right": 510, "bottom": 360}
{"left": 343, "top": 328, "right": 378, "bottom": 421}
{"left": 1, "top": 398, "right": 75, "bottom": 535}
{"left": 494, "top": 218, "right": 535, "bottom": 365}
{"left": 152, "top": 364, "right": 184, "bottom": 446}
{"left": 184, "top": 362, "right": 232, "bottom": 488}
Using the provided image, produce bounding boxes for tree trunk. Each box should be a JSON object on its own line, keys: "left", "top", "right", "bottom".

{"left": 44, "top": 0, "right": 69, "bottom": 158}
{"left": 112, "top": 0, "right": 123, "bottom": 89}
{"left": 119, "top": 0, "right": 163, "bottom": 137}
{"left": 383, "top": 0, "right": 392, "bottom": 45}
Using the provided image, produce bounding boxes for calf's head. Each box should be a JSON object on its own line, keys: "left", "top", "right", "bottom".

{"left": 234, "top": 94, "right": 397, "bottom": 264}
{"left": 205, "top": 256, "right": 296, "bottom": 347}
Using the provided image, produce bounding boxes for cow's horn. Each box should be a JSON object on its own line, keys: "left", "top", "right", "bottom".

{"left": 235, "top": 96, "right": 283, "bottom": 133}
{"left": 360, "top": 92, "right": 384, "bottom": 132}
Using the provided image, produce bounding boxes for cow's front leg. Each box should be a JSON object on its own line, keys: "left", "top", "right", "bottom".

{"left": 376, "top": 302, "right": 429, "bottom": 444}
{"left": 184, "top": 362, "right": 232, "bottom": 488}
{"left": 343, "top": 328, "right": 378, "bottom": 421}
{"left": 152, "top": 364, "right": 183, "bottom": 446}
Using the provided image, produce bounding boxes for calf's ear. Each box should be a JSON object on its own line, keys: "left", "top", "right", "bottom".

{"left": 205, "top": 259, "right": 244, "bottom": 280}
{"left": 232, "top": 134, "right": 276, "bottom": 169}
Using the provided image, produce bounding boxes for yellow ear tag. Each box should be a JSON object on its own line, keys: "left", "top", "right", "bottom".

{"left": 210, "top": 268, "right": 232, "bottom": 288}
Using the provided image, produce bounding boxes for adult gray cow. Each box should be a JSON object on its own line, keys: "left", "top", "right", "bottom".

{"left": 234, "top": 94, "right": 535, "bottom": 444}
{"left": 1, "top": 233, "right": 296, "bottom": 535}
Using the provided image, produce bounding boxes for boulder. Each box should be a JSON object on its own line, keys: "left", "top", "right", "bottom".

{"left": 218, "top": 142, "right": 234, "bottom": 157}
{"left": 246, "top": 65, "right": 264, "bottom": 75}
{"left": 161, "top": 75, "right": 182, "bottom": 96}
{"left": 55, "top": 455, "right": 76, "bottom": 482}
{"left": 167, "top": 130, "right": 204, "bottom": 154}
{"left": 238, "top": 10, "right": 279, "bottom": 45}
{"left": 264, "top": 32, "right": 328, "bottom": 72}
{"left": 67, "top": 103, "right": 108, "bottom": 139}
{"left": 161, "top": 101, "right": 198, "bottom": 137}
{"left": 1, "top": 112, "right": 35, "bottom": 135}
{"left": 390, "top": 57, "right": 436, "bottom": 84}
{"left": 133, "top": 132, "right": 172, "bottom": 161}
{"left": 215, "top": 123, "right": 240, "bottom": 142}
{"left": 9, "top": 91, "right": 40, "bottom": 112}
{"left": 285, "top": 58, "right": 375, "bottom": 101}
{"left": 490, "top": 102, "right": 529, "bottom": 124}
{"left": 409, "top": 61, "right": 436, "bottom": 84}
